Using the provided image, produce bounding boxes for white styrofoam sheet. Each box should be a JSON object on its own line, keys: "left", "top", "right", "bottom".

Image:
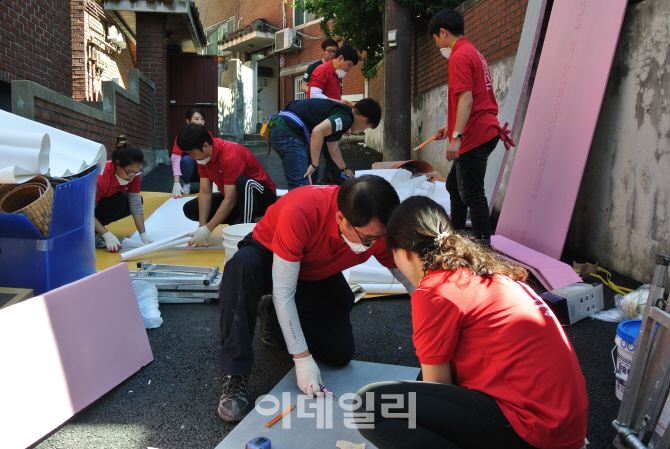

{"left": 130, "top": 197, "right": 195, "bottom": 245}
{"left": 0, "top": 110, "right": 106, "bottom": 183}
{"left": 216, "top": 360, "right": 420, "bottom": 449}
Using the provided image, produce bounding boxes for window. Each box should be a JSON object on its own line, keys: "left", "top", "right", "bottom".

{"left": 206, "top": 17, "right": 235, "bottom": 56}
{"left": 294, "top": 76, "right": 306, "bottom": 100}
{"left": 293, "top": 7, "right": 316, "bottom": 27}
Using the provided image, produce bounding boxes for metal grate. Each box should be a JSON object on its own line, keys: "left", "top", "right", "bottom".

{"left": 294, "top": 76, "right": 306, "bottom": 100}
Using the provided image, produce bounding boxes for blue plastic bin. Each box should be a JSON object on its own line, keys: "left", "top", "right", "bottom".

{"left": 0, "top": 169, "right": 97, "bottom": 295}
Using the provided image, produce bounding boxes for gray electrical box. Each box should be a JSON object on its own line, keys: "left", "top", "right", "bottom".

{"left": 541, "top": 283, "right": 604, "bottom": 325}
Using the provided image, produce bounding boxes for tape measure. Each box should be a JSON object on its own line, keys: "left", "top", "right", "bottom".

{"left": 246, "top": 437, "right": 271, "bottom": 449}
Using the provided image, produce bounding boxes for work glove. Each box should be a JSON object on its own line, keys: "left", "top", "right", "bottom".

{"left": 189, "top": 224, "right": 211, "bottom": 247}
{"left": 139, "top": 232, "right": 154, "bottom": 245}
{"left": 172, "top": 182, "right": 185, "bottom": 198}
{"left": 294, "top": 355, "right": 323, "bottom": 396}
{"left": 101, "top": 231, "right": 122, "bottom": 253}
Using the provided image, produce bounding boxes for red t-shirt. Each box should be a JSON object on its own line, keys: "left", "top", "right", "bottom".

{"left": 172, "top": 137, "right": 184, "bottom": 157}
{"left": 308, "top": 60, "right": 342, "bottom": 100}
{"left": 448, "top": 38, "right": 501, "bottom": 154}
{"left": 412, "top": 268, "right": 588, "bottom": 449}
{"left": 252, "top": 185, "right": 395, "bottom": 281}
{"left": 197, "top": 138, "right": 276, "bottom": 194}
{"left": 95, "top": 160, "right": 141, "bottom": 205}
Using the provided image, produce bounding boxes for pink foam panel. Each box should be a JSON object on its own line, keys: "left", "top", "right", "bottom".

{"left": 0, "top": 264, "right": 153, "bottom": 449}
{"left": 495, "top": 0, "right": 628, "bottom": 259}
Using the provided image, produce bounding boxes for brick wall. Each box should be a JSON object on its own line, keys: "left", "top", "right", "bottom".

{"left": 369, "top": 59, "right": 384, "bottom": 111}
{"left": 31, "top": 79, "right": 154, "bottom": 157}
{"left": 195, "top": 0, "right": 237, "bottom": 29}
{"left": 0, "top": 0, "right": 72, "bottom": 97}
{"left": 135, "top": 13, "right": 168, "bottom": 151}
{"left": 411, "top": 0, "right": 527, "bottom": 99}
{"left": 72, "top": 0, "right": 136, "bottom": 102}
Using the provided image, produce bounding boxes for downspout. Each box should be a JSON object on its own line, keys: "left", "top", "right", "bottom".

{"left": 282, "top": 1, "right": 287, "bottom": 29}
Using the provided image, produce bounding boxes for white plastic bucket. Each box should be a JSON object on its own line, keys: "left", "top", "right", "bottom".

{"left": 223, "top": 223, "right": 256, "bottom": 265}
{"left": 613, "top": 319, "right": 641, "bottom": 401}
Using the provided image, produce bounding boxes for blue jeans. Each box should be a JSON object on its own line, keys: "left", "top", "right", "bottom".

{"left": 270, "top": 127, "right": 319, "bottom": 190}
{"left": 180, "top": 154, "right": 197, "bottom": 183}
{"left": 446, "top": 137, "right": 499, "bottom": 241}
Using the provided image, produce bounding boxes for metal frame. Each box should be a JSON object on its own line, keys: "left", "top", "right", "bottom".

{"left": 130, "top": 263, "right": 222, "bottom": 304}
{"left": 613, "top": 254, "right": 670, "bottom": 448}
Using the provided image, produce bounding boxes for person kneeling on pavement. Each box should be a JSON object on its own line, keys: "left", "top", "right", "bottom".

{"left": 216, "top": 176, "right": 415, "bottom": 422}
{"left": 176, "top": 124, "right": 277, "bottom": 246}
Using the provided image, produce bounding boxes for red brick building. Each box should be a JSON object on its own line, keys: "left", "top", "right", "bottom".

{"left": 195, "top": 0, "right": 366, "bottom": 123}
{"left": 1, "top": 0, "right": 207, "bottom": 167}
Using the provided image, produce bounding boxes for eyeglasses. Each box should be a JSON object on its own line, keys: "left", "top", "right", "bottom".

{"left": 120, "top": 166, "right": 142, "bottom": 177}
{"left": 325, "top": 49, "right": 337, "bottom": 54}
{"left": 351, "top": 226, "right": 385, "bottom": 247}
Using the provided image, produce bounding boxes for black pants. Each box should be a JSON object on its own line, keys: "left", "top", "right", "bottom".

{"left": 322, "top": 140, "right": 345, "bottom": 186}
{"left": 218, "top": 234, "right": 356, "bottom": 375}
{"left": 355, "top": 381, "right": 536, "bottom": 449}
{"left": 446, "top": 137, "right": 499, "bottom": 240}
{"left": 183, "top": 176, "right": 276, "bottom": 224}
{"left": 95, "top": 192, "right": 138, "bottom": 226}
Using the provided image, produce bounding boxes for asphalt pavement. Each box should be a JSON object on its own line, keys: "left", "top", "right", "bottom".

{"left": 33, "top": 140, "right": 641, "bottom": 449}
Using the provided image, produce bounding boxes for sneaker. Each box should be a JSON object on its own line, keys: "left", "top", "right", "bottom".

{"left": 257, "top": 295, "right": 284, "bottom": 348}
{"left": 95, "top": 233, "right": 106, "bottom": 249}
{"left": 217, "top": 374, "right": 252, "bottom": 422}
{"left": 183, "top": 183, "right": 190, "bottom": 195}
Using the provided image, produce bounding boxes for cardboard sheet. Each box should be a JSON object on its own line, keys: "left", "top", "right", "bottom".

{"left": 0, "top": 110, "right": 106, "bottom": 182}
{"left": 0, "top": 264, "right": 153, "bottom": 449}
{"left": 486, "top": 0, "right": 548, "bottom": 208}
{"left": 495, "top": 0, "right": 628, "bottom": 259}
{"left": 216, "top": 361, "right": 420, "bottom": 449}
{"left": 492, "top": 235, "right": 581, "bottom": 291}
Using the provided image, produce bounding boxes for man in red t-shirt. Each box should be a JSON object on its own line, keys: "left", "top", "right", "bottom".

{"left": 176, "top": 124, "right": 277, "bottom": 246}
{"left": 308, "top": 45, "right": 360, "bottom": 186}
{"left": 213, "top": 177, "right": 414, "bottom": 422}
{"left": 431, "top": 9, "right": 511, "bottom": 247}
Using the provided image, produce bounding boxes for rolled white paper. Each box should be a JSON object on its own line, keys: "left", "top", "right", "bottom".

{"left": 120, "top": 232, "right": 191, "bottom": 261}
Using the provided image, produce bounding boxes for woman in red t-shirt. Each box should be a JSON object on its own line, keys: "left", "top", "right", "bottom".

{"left": 355, "top": 196, "right": 588, "bottom": 449}
{"left": 94, "top": 139, "right": 153, "bottom": 252}
{"left": 171, "top": 108, "right": 205, "bottom": 197}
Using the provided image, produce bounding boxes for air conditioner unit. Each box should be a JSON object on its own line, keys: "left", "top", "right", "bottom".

{"left": 275, "top": 28, "right": 301, "bottom": 53}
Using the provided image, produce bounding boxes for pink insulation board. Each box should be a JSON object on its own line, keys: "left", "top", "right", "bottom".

{"left": 0, "top": 263, "right": 153, "bottom": 449}
{"left": 495, "top": 0, "right": 628, "bottom": 260}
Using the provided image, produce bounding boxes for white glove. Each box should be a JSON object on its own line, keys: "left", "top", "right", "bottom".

{"left": 294, "top": 355, "right": 323, "bottom": 396}
{"left": 189, "top": 225, "right": 211, "bottom": 246}
{"left": 101, "top": 231, "right": 121, "bottom": 253}
{"left": 139, "top": 232, "right": 154, "bottom": 245}
{"left": 172, "top": 182, "right": 185, "bottom": 198}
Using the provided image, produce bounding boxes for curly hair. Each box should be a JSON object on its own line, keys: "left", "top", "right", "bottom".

{"left": 386, "top": 196, "right": 527, "bottom": 282}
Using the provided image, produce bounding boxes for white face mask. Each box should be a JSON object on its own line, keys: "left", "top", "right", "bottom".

{"left": 440, "top": 47, "right": 452, "bottom": 59}
{"left": 115, "top": 173, "right": 131, "bottom": 186}
{"left": 335, "top": 69, "right": 347, "bottom": 78}
{"left": 342, "top": 234, "right": 371, "bottom": 254}
{"left": 196, "top": 156, "right": 211, "bottom": 165}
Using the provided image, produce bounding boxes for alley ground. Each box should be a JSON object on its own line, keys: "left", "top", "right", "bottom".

{"left": 33, "top": 140, "right": 641, "bottom": 449}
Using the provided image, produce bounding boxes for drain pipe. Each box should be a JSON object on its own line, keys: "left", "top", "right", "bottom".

{"left": 282, "top": 1, "right": 287, "bottom": 29}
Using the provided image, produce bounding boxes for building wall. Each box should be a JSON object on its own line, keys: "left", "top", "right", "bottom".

{"left": 72, "top": 0, "right": 136, "bottom": 102}
{"left": 566, "top": 0, "right": 670, "bottom": 286}
{"left": 0, "top": 0, "right": 72, "bottom": 97}
{"left": 135, "top": 13, "right": 168, "bottom": 152}
{"left": 194, "top": 0, "right": 237, "bottom": 29}
{"left": 12, "top": 70, "right": 162, "bottom": 168}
